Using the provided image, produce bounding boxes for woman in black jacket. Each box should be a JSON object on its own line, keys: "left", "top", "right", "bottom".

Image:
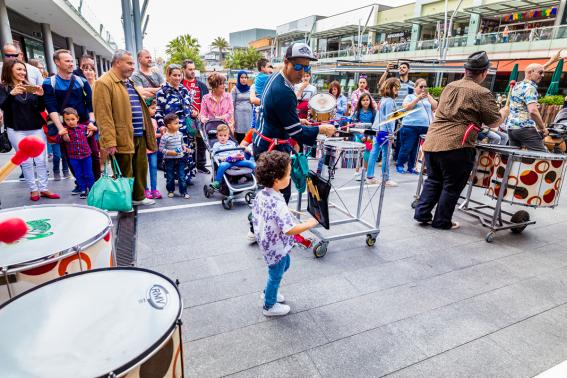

{"left": 0, "top": 59, "right": 59, "bottom": 201}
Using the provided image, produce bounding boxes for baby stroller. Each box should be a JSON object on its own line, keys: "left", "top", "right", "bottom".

{"left": 201, "top": 119, "right": 257, "bottom": 210}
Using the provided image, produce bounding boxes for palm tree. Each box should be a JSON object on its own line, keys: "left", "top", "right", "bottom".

{"left": 165, "top": 34, "right": 200, "bottom": 57}
{"left": 211, "top": 37, "right": 229, "bottom": 63}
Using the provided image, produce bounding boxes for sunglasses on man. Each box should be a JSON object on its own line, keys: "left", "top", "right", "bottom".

{"left": 3, "top": 53, "right": 19, "bottom": 58}
{"left": 293, "top": 63, "right": 311, "bottom": 73}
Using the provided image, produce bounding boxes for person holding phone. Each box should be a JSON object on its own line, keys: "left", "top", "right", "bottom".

{"left": 0, "top": 59, "right": 60, "bottom": 201}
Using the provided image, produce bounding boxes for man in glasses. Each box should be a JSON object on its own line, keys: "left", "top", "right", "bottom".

{"left": 0, "top": 43, "right": 44, "bottom": 85}
{"left": 253, "top": 42, "right": 335, "bottom": 203}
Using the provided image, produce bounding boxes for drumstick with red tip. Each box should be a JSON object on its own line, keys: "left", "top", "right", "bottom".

{"left": 0, "top": 218, "right": 28, "bottom": 244}
{"left": 0, "top": 136, "right": 45, "bottom": 183}
{"left": 505, "top": 80, "right": 516, "bottom": 107}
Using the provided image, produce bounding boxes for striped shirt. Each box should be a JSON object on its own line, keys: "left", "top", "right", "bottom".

{"left": 395, "top": 79, "right": 415, "bottom": 107}
{"left": 123, "top": 80, "right": 145, "bottom": 136}
{"left": 159, "top": 131, "right": 185, "bottom": 159}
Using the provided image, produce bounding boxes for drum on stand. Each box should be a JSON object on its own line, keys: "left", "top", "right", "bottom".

{"left": 309, "top": 93, "right": 337, "bottom": 123}
{"left": 0, "top": 267, "right": 184, "bottom": 377}
{"left": 323, "top": 140, "right": 365, "bottom": 170}
{"left": 0, "top": 204, "right": 114, "bottom": 304}
{"left": 486, "top": 148, "right": 567, "bottom": 207}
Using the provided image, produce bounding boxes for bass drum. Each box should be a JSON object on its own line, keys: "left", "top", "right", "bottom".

{"left": 0, "top": 267, "right": 184, "bottom": 377}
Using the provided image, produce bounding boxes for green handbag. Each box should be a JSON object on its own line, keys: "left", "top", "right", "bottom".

{"left": 87, "top": 156, "right": 134, "bottom": 212}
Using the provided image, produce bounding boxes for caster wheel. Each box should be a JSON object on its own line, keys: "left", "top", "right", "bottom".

{"left": 366, "top": 234, "right": 377, "bottom": 247}
{"left": 222, "top": 197, "right": 234, "bottom": 210}
{"left": 203, "top": 185, "right": 212, "bottom": 198}
{"left": 313, "top": 242, "right": 328, "bottom": 258}
{"left": 510, "top": 210, "right": 530, "bottom": 234}
{"left": 485, "top": 232, "right": 495, "bottom": 243}
{"left": 245, "top": 191, "right": 254, "bottom": 205}
{"left": 411, "top": 199, "right": 418, "bottom": 209}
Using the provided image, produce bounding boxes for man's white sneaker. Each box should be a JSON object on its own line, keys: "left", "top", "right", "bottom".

{"left": 354, "top": 171, "right": 362, "bottom": 181}
{"left": 247, "top": 230, "right": 257, "bottom": 243}
{"left": 263, "top": 303, "right": 290, "bottom": 317}
{"left": 261, "top": 292, "right": 285, "bottom": 303}
{"left": 132, "top": 198, "right": 155, "bottom": 206}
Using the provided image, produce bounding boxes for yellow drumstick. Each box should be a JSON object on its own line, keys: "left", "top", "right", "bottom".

{"left": 0, "top": 161, "right": 17, "bottom": 182}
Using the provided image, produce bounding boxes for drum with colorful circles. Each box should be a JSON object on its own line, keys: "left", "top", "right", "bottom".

{"left": 472, "top": 145, "right": 519, "bottom": 188}
{"left": 0, "top": 204, "right": 114, "bottom": 304}
{"left": 486, "top": 148, "right": 567, "bottom": 208}
{"left": 0, "top": 267, "right": 184, "bottom": 377}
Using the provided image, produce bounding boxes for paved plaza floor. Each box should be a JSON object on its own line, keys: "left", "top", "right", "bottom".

{"left": 2, "top": 151, "right": 567, "bottom": 377}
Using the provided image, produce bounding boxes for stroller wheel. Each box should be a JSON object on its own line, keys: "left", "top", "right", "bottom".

{"left": 203, "top": 185, "right": 213, "bottom": 198}
{"left": 244, "top": 191, "right": 255, "bottom": 205}
{"left": 222, "top": 197, "right": 234, "bottom": 210}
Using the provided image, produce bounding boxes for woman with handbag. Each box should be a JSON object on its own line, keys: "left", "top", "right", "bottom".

{"left": 0, "top": 59, "right": 59, "bottom": 201}
{"left": 155, "top": 64, "right": 194, "bottom": 137}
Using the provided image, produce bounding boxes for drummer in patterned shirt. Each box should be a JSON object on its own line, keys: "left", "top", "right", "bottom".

{"left": 414, "top": 51, "right": 509, "bottom": 230}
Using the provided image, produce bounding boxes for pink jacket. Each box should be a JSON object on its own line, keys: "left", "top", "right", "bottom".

{"left": 199, "top": 92, "right": 234, "bottom": 124}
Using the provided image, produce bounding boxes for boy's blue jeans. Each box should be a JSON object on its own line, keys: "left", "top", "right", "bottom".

{"left": 264, "top": 254, "right": 291, "bottom": 309}
{"left": 147, "top": 152, "right": 158, "bottom": 191}
{"left": 215, "top": 160, "right": 256, "bottom": 183}
{"left": 68, "top": 156, "right": 94, "bottom": 192}
{"left": 165, "top": 158, "right": 187, "bottom": 195}
{"left": 367, "top": 138, "right": 390, "bottom": 181}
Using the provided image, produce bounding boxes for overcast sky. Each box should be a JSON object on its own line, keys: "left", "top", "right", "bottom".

{"left": 91, "top": 0, "right": 414, "bottom": 58}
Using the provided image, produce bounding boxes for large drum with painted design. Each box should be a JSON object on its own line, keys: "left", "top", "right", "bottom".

{"left": 471, "top": 145, "right": 519, "bottom": 188}
{"left": 486, "top": 149, "right": 567, "bottom": 208}
{"left": 0, "top": 267, "right": 184, "bottom": 377}
{"left": 0, "top": 204, "right": 113, "bottom": 304}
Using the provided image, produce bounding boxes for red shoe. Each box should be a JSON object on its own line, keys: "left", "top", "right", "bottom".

{"left": 40, "top": 191, "right": 60, "bottom": 199}
{"left": 30, "top": 194, "right": 40, "bottom": 201}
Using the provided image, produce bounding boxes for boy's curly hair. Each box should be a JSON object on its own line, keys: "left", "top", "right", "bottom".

{"left": 255, "top": 151, "right": 290, "bottom": 188}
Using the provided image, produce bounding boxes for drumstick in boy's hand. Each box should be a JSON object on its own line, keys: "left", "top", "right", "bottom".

{"left": 0, "top": 136, "right": 45, "bottom": 183}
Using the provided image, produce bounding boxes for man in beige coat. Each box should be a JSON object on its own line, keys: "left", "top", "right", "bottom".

{"left": 93, "top": 50, "right": 157, "bottom": 206}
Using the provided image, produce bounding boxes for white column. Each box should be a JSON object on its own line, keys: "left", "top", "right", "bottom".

{"left": 41, "top": 23, "right": 56, "bottom": 75}
{"left": 66, "top": 37, "right": 76, "bottom": 60}
{"left": 0, "top": 0, "right": 12, "bottom": 47}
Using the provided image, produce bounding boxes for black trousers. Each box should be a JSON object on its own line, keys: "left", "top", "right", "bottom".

{"left": 414, "top": 148, "right": 475, "bottom": 229}
{"left": 508, "top": 127, "right": 546, "bottom": 152}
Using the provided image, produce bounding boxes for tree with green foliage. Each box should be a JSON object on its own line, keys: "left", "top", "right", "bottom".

{"left": 211, "top": 37, "right": 230, "bottom": 63}
{"left": 165, "top": 34, "right": 204, "bottom": 71}
{"left": 224, "top": 47, "right": 263, "bottom": 70}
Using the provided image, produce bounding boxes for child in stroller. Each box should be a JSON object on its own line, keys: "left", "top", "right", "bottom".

{"left": 202, "top": 120, "right": 257, "bottom": 209}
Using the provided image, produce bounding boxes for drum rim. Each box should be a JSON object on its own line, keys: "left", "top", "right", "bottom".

{"left": 477, "top": 144, "right": 567, "bottom": 160}
{"left": 324, "top": 140, "right": 366, "bottom": 150}
{"left": 0, "top": 266, "right": 183, "bottom": 376}
{"left": 309, "top": 93, "right": 337, "bottom": 113}
{"left": 0, "top": 204, "right": 113, "bottom": 272}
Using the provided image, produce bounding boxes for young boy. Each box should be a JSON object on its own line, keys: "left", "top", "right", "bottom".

{"left": 210, "top": 124, "right": 255, "bottom": 189}
{"left": 252, "top": 151, "right": 318, "bottom": 316}
{"left": 159, "top": 113, "right": 190, "bottom": 199}
{"left": 250, "top": 58, "right": 273, "bottom": 129}
{"left": 60, "top": 107, "right": 96, "bottom": 199}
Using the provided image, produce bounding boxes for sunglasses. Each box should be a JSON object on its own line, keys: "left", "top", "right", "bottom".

{"left": 293, "top": 63, "right": 311, "bottom": 73}
{"left": 418, "top": 85, "right": 428, "bottom": 88}
{"left": 3, "top": 53, "right": 18, "bottom": 58}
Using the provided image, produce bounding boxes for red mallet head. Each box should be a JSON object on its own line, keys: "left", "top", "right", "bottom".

{"left": 509, "top": 80, "right": 516, "bottom": 89}
{"left": 0, "top": 218, "right": 28, "bottom": 244}
{"left": 11, "top": 136, "right": 45, "bottom": 165}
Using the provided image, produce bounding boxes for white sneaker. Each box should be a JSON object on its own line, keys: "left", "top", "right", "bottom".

{"left": 247, "top": 230, "right": 257, "bottom": 243}
{"left": 132, "top": 198, "right": 155, "bottom": 206}
{"left": 385, "top": 180, "right": 398, "bottom": 187}
{"left": 263, "top": 303, "right": 290, "bottom": 317}
{"left": 261, "top": 292, "right": 285, "bottom": 303}
{"left": 366, "top": 177, "right": 380, "bottom": 185}
{"left": 354, "top": 171, "right": 362, "bottom": 181}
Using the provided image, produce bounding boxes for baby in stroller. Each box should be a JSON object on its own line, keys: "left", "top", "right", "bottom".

{"left": 202, "top": 121, "right": 257, "bottom": 209}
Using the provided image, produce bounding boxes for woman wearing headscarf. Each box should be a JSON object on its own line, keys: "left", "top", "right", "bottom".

{"left": 231, "top": 71, "right": 252, "bottom": 143}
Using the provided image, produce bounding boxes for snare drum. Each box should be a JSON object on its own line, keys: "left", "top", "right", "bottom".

{"left": 486, "top": 148, "right": 567, "bottom": 208}
{"left": 0, "top": 268, "right": 184, "bottom": 377}
{"left": 323, "top": 140, "right": 365, "bottom": 170}
{"left": 309, "top": 93, "right": 337, "bottom": 122}
{"left": 0, "top": 204, "right": 113, "bottom": 304}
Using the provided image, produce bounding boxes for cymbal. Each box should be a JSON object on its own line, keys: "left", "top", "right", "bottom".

{"left": 376, "top": 108, "right": 420, "bottom": 127}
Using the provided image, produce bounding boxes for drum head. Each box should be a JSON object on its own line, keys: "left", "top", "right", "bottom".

{"left": 0, "top": 268, "right": 182, "bottom": 377}
{"left": 309, "top": 93, "right": 337, "bottom": 113}
{"left": 0, "top": 205, "right": 111, "bottom": 268}
{"left": 324, "top": 140, "right": 365, "bottom": 151}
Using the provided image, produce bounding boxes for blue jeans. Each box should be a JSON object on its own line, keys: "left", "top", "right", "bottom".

{"left": 264, "top": 254, "right": 291, "bottom": 309}
{"left": 147, "top": 152, "right": 158, "bottom": 191}
{"left": 165, "top": 158, "right": 186, "bottom": 195}
{"left": 367, "top": 137, "right": 390, "bottom": 181}
{"left": 68, "top": 156, "right": 94, "bottom": 192}
{"left": 51, "top": 143, "right": 69, "bottom": 174}
{"left": 397, "top": 126, "right": 428, "bottom": 171}
{"left": 215, "top": 160, "right": 256, "bottom": 183}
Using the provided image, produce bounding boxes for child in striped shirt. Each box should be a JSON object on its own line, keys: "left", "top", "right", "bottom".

{"left": 159, "top": 113, "right": 190, "bottom": 199}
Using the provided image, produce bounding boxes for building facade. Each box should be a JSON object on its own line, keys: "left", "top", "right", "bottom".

{"left": 0, "top": 0, "right": 116, "bottom": 75}
{"left": 229, "top": 28, "right": 275, "bottom": 49}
